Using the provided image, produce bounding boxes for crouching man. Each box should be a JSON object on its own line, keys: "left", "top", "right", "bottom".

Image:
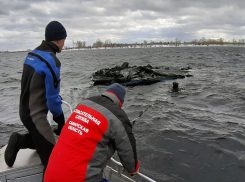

{"left": 44, "top": 83, "right": 139, "bottom": 182}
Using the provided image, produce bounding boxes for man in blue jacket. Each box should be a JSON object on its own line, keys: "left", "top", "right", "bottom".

{"left": 4, "top": 21, "right": 67, "bottom": 173}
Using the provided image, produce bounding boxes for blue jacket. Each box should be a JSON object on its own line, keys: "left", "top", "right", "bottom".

{"left": 24, "top": 49, "right": 62, "bottom": 117}
{"left": 20, "top": 41, "right": 63, "bottom": 126}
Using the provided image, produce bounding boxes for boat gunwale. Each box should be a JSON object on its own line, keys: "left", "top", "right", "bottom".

{"left": 0, "top": 163, "right": 43, "bottom": 176}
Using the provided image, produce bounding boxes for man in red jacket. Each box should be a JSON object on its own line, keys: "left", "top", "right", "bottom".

{"left": 44, "top": 83, "right": 139, "bottom": 182}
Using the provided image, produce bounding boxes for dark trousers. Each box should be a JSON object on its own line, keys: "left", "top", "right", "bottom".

{"left": 21, "top": 121, "right": 54, "bottom": 180}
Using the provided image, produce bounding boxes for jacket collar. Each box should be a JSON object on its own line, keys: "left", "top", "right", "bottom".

{"left": 35, "top": 40, "right": 59, "bottom": 54}
{"left": 101, "top": 92, "right": 122, "bottom": 108}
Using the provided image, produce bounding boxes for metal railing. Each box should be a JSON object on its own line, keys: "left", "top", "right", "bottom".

{"left": 109, "top": 158, "right": 156, "bottom": 182}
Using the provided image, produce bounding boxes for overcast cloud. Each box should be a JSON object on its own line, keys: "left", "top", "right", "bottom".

{"left": 0, "top": 0, "right": 245, "bottom": 51}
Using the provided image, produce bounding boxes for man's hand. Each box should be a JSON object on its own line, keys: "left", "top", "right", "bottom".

{"left": 123, "top": 168, "right": 139, "bottom": 177}
{"left": 54, "top": 127, "right": 63, "bottom": 136}
{"left": 53, "top": 112, "right": 65, "bottom": 136}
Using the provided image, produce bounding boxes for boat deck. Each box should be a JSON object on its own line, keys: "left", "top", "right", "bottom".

{"left": 0, "top": 145, "right": 43, "bottom": 182}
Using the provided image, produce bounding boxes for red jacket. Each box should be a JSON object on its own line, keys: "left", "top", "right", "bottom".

{"left": 44, "top": 93, "right": 139, "bottom": 182}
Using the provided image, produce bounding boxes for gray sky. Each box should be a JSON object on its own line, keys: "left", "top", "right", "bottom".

{"left": 1, "top": 0, "right": 245, "bottom": 51}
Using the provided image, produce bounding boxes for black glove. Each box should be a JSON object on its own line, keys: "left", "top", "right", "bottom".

{"left": 53, "top": 112, "right": 65, "bottom": 135}
{"left": 59, "top": 95, "right": 63, "bottom": 104}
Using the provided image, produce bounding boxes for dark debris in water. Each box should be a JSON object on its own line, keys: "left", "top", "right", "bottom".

{"left": 92, "top": 62, "right": 193, "bottom": 86}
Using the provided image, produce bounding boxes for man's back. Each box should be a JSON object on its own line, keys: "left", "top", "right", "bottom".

{"left": 45, "top": 91, "right": 139, "bottom": 182}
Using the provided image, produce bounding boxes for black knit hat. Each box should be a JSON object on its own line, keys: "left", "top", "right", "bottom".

{"left": 106, "top": 83, "right": 126, "bottom": 105}
{"left": 45, "top": 21, "right": 67, "bottom": 41}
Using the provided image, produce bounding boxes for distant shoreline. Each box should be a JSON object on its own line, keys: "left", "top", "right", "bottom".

{"left": 1, "top": 44, "right": 244, "bottom": 53}
{"left": 62, "top": 43, "right": 245, "bottom": 51}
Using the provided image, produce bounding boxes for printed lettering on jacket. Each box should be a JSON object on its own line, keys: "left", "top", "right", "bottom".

{"left": 60, "top": 104, "right": 108, "bottom": 152}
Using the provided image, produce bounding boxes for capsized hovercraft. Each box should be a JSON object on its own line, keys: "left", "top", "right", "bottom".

{"left": 92, "top": 62, "right": 193, "bottom": 86}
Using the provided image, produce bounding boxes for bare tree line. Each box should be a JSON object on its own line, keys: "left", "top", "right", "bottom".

{"left": 63, "top": 37, "right": 245, "bottom": 50}
{"left": 187, "top": 37, "right": 245, "bottom": 46}
{"left": 72, "top": 40, "right": 86, "bottom": 48}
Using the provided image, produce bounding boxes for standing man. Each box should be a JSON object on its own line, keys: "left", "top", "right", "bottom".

{"left": 44, "top": 83, "right": 139, "bottom": 182}
{"left": 4, "top": 21, "right": 67, "bottom": 174}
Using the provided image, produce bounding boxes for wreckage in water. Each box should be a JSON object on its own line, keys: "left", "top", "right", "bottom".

{"left": 92, "top": 62, "right": 193, "bottom": 86}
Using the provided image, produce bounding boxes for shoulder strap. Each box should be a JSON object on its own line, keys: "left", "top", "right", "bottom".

{"left": 28, "top": 52, "right": 60, "bottom": 89}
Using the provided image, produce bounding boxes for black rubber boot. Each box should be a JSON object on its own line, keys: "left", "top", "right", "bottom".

{"left": 4, "top": 132, "right": 36, "bottom": 167}
{"left": 20, "top": 133, "right": 36, "bottom": 149}
{"left": 4, "top": 132, "right": 22, "bottom": 167}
